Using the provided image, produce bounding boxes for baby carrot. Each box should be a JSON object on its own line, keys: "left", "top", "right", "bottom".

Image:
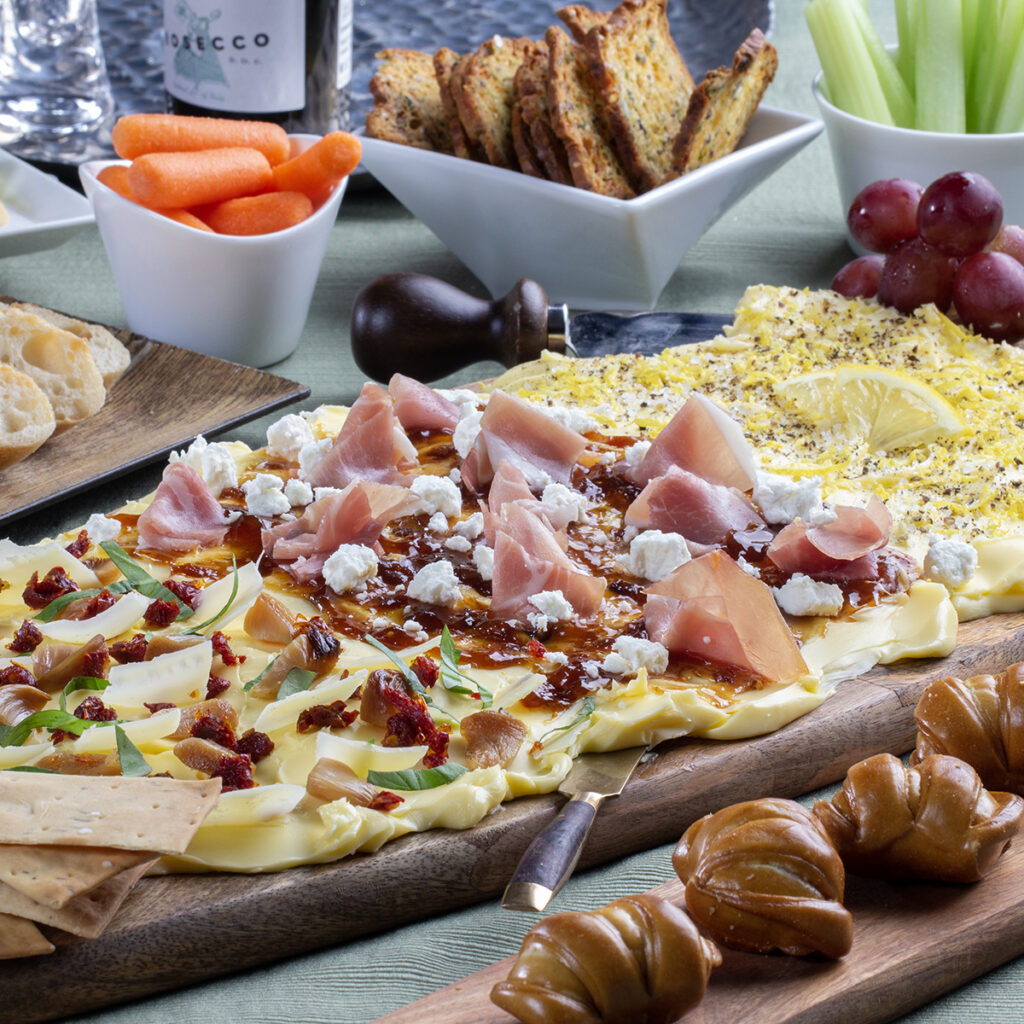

{"left": 271, "top": 131, "right": 362, "bottom": 198}
{"left": 163, "top": 209, "right": 214, "bottom": 232}
{"left": 201, "top": 191, "right": 314, "bottom": 235}
{"left": 127, "top": 148, "right": 273, "bottom": 209}
{"left": 112, "top": 113, "right": 291, "bottom": 166}
{"left": 97, "top": 162, "right": 211, "bottom": 228}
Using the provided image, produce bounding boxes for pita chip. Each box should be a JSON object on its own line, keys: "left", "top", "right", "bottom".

{"left": 0, "top": 912, "right": 55, "bottom": 959}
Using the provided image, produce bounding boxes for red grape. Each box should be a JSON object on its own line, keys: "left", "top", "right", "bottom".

{"left": 917, "top": 171, "right": 1003, "bottom": 257}
{"left": 877, "top": 237, "right": 960, "bottom": 314}
{"left": 988, "top": 224, "right": 1024, "bottom": 266}
{"left": 847, "top": 178, "right": 924, "bottom": 253}
{"left": 831, "top": 254, "right": 885, "bottom": 298}
{"left": 952, "top": 251, "right": 1024, "bottom": 341}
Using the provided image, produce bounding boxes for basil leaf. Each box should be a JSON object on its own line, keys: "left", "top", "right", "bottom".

{"left": 538, "top": 697, "right": 596, "bottom": 746}
{"left": 244, "top": 656, "right": 276, "bottom": 693}
{"left": 33, "top": 583, "right": 130, "bottom": 623}
{"left": 99, "top": 541, "right": 193, "bottom": 619}
{"left": 363, "top": 635, "right": 459, "bottom": 723}
{"left": 439, "top": 625, "right": 493, "bottom": 709}
{"left": 276, "top": 667, "right": 316, "bottom": 701}
{"left": 180, "top": 558, "right": 239, "bottom": 636}
{"left": 2, "top": 765, "right": 59, "bottom": 773}
{"left": 0, "top": 709, "right": 109, "bottom": 748}
{"left": 115, "top": 725, "right": 151, "bottom": 777}
{"left": 59, "top": 676, "right": 110, "bottom": 713}
{"left": 367, "top": 763, "right": 467, "bottom": 791}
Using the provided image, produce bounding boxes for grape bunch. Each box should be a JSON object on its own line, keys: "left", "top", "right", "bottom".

{"left": 831, "top": 171, "right": 1024, "bottom": 342}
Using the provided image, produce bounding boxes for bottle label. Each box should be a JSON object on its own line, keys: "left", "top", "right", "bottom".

{"left": 163, "top": 0, "right": 305, "bottom": 113}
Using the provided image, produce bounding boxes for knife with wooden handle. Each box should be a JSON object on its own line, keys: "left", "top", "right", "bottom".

{"left": 349, "top": 273, "right": 730, "bottom": 382}
{"left": 501, "top": 745, "right": 648, "bottom": 913}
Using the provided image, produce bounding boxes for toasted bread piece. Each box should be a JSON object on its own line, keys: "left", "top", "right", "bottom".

{"left": 1, "top": 301, "right": 130, "bottom": 389}
{"left": 434, "top": 48, "right": 481, "bottom": 161}
{"left": 671, "top": 28, "right": 778, "bottom": 176}
{"left": 453, "top": 35, "right": 532, "bottom": 170}
{"left": 557, "top": 3, "right": 609, "bottom": 40}
{"left": 546, "top": 26, "right": 634, "bottom": 198}
{"left": 0, "top": 364, "right": 56, "bottom": 469}
{"left": 367, "top": 48, "right": 453, "bottom": 153}
{"left": 563, "top": 0, "right": 694, "bottom": 193}
{"left": 511, "top": 60, "right": 545, "bottom": 180}
{"left": 514, "top": 40, "right": 574, "bottom": 185}
{"left": 0, "top": 309, "right": 106, "bottom": 431}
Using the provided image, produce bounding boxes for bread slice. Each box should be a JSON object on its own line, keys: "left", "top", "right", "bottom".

{"left": 0, "top": 364, "right": 56, "bottom": 469}
{"left": 1, "top": 301, "right": 130, "bottom": 389}
{"left": 546, "top": 25, "right": 634, "bottom": 198}
{"left": 671, "top": 28, "right": 778, "bottom": 176}
{"left": 514, "top": 41, "right": 573, "bottom": 185}
{"left": 434, "top": 48, "right": 481, "bottom": 161}
{"left": 511, "top": 60, "right": 545, "bottom": 179}
{"left": 367, "top": 48, "right": 453, "bottom": 153}
{"left": 562, "top": 0, "right": 694, "bottom": 193}
{"left": 453, "top": 36, "right": 532, "bottom": 170}
{"left": 0, "top": 308, "right": 106, "bottom": 431}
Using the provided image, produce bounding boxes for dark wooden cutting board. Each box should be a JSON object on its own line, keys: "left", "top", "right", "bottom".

{"left": 4, "top": 611, "right": 1024, "bottom": 1024}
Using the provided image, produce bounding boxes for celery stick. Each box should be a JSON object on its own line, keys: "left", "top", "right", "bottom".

{"left": 849, "top": 1, "right": 916, "bottom": 126}
{"left": 974, "top": 0, "right": 1024, "bottom": 132}
{"left": 991, "top": 8, "right": 1024, "bottom": 129}
{"left": 915, "top": 0, "right": 966, "bottom": 132}
{"left": 806, "top": 0, "right": 895, "bottom": 124}
{"left": 894, "top": 0, "right": 919, "bottom": 97}
{"left": 962, "top": 0, "right": 981, "bottom": 90}
{"left": 967, "top": 0, "right": 1001, "bottom": 131}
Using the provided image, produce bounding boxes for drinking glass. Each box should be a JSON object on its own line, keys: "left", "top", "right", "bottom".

{"left": 0, "top": 0, "right": 115, "bottom": 161}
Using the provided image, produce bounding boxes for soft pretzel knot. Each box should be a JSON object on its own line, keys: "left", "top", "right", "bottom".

{"left": 489, "top": 892, "right": 720, "bottom": 1024}
{"left": 672, "top": 797, "right": 853, "bottom": 958}
{"left": 813, "top": 752, "right": 1024, "bottom": 883}
{"left": 912, "top": 663, "right": 1024, "bottom": 794}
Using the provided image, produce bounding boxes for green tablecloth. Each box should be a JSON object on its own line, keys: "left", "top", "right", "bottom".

{"left": 4, "top": 1, "right": 1022, "bottom": 1021}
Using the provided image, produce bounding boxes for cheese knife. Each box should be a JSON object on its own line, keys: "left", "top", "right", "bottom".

{"left": 349, "top": 273, "right": 730, "bottom": 382}
{"left": 501, "top": 745, "right": 648, "bottom": 913}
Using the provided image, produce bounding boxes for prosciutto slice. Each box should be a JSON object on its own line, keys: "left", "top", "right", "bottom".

{"left": 462, "top": 390, "right": 587, "bottom": 492}
{"left": 263, "top": 481, "right": 418, "bottom": 582}
{"left": 644, "top": 551, "right": 807, "bottom": 682}
{"left": 307, "top": 382, "right": 419, "bottom": 489}
{"left": 489, "top": 503, "right": 605, "bottom": 620}
{"left": 625, "top": 466, "right": 764, "bottom": 545}
{"left": 388, "top": 373, "right": 460, "bottom": 432}
{"left": 137, "top": 462, "right": 229, "bottom": 553}
{"left": 628, "top": 393, "right": 757, "bottom": 490}
{"left": 768, "top": 497, "right": 892, "bottom": 575}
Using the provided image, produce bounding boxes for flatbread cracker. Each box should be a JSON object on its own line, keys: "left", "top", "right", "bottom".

{"left": 0, "top": 912, "right": 54, "bottom": 959}
{"left": 0, "top": 860, "right": 155, "bottom": 938}
{"left": 0, "top": 843, "right": 153, "bottom": 909}
{"left": 0, "top": 775, "right": 221, "bottom": 852}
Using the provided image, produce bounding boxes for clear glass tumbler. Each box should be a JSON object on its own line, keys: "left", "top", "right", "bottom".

{"left": 0, "top": 0, "right": 115, "bottom": 161}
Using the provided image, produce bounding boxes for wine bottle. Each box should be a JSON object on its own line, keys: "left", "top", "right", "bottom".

{"left": 162, "top": 0, "right": 353, "bottom": 133}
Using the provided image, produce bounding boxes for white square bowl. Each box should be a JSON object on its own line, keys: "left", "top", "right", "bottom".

{"left": 358, "top": 105, "right": 822, "bottom": 310}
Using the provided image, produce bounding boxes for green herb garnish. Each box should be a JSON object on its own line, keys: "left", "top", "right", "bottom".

{"left": 366, "top": 763, "right": 467, "bottom": 791}
{"left": 100, "top": 541, "right": 193, "bottom": 619}
{"left": 180, "top": 557, "right": 239, "bottom": 635}
{"left": 0, "top": 709, "right": 111, "bottom": 748}
{"left": 58, "top": 676, "right": 110, "bottom": 713}
{"left": 537, "top": 697, "right": 596, "bottom": 746}
{"left": 115, "top": 725, "right": 151, "bottom": 777}
{"left": 439, "top": 626, "right": 492, "bottom": 708}
{"left": 276, "top": 667, "right": 317, "bottom": 701}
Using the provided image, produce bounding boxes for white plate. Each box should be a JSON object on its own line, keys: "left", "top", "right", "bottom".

{"left": 0, "top": 149, "right": 94, "bottom": 257}
{"left": 359, "top": 105, "right": 822, "bottom": 311}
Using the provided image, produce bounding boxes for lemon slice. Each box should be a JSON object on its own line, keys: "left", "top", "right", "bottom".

{"left": 775, "top": 364, "right": 968, "bottom": 451}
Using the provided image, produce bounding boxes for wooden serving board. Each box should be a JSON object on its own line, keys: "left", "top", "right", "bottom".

{"left": 375, "top": 840, "right": 1024, "bottom": 1024}
{"left": 0, "top": 312, "right": 310, "bottom": 527}
{"left": 4, "top": 611, "right": 1024, "bottom": 1023}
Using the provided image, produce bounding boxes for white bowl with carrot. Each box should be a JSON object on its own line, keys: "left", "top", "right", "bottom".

{"left": 80, "top": 113, "right": 361, "bottom": 367}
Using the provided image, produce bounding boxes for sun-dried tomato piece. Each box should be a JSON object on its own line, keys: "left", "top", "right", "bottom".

{"left": 81, "top": 644, "right": 109, "bottom": 680}
{"left": 526, "top": 638, "right": 547, "bottom": 658}
{"left": 164, "top": 578, "right": 201, "bottom": 609}
{"left": 82, "top": 589, "right": 117, "bottom": 619}
{"left": 412, "top": 656, "right": 438, "bottom": 689}
{"left": 22, "top": 567, "right": 78, "bottom": 609}
{"left": 64, "top": 530, "right": 90, "bottom": 559}
{"left": 111, "top": 633, "right": 148, "bottom": 663}
{"left": 296, "top": 700, "right": 358, "bottom": 734}
{"left": 235, "top": 728, "right": 274, "bottom": 763}
{"left": 74, "top": 695, "right": 117, "bottom": 722}
{"left": 190, "top": 713, "right": 237, "bottom": 749}
{"left": 214, "top": 752, "right": 255, "bottom": 792}
{"left": 368, "top": 790, "right": 404, "bottom": 813}
{"left": 144, "top": 701, "right": 177, "bottom": 713}
{"left": 7, "top": 619, "right": 43, "bottom": 654}
{"left": 211, "top": 630, "right": 244, "bottom": 666}
{"left": 205, "top": 675, "right": 231, "bottom": 699}
{"left": 0, "top": 664, "right": 36, "bottom": 688}
{"left": 144, "top": 598, "right": 179, "bottom": 628}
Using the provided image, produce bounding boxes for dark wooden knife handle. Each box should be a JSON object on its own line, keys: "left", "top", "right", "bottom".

{"left": 506, "top": 796, "right": 598, "bottom": 896}
{"left": 349, "top": 272, "right": 550, "bottom": 382}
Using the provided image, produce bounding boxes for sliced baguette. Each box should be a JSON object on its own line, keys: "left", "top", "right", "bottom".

{"left": 0, "top": 364, "right": 56, "bottom": 469}
{"left": 0, "top": 308, "right": 106, "bottom": 431}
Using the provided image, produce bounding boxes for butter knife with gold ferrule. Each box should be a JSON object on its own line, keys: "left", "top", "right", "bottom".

{"left": 501, "top": 745, "right": 648, "bottom": 913}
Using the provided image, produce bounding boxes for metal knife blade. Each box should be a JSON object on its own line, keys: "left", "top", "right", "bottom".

{"left": 349, "top": 273, "right": 731, "bottom": 382}
{"left": 501, "top": 745, "right": 648, "bottom": 913}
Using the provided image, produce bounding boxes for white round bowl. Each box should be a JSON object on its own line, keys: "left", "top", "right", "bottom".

{"left": 80, "top": 134, "right": 347, "bottom": 367}
{"left": 813, "top": 74, "right": 1024, "bottom": 253}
